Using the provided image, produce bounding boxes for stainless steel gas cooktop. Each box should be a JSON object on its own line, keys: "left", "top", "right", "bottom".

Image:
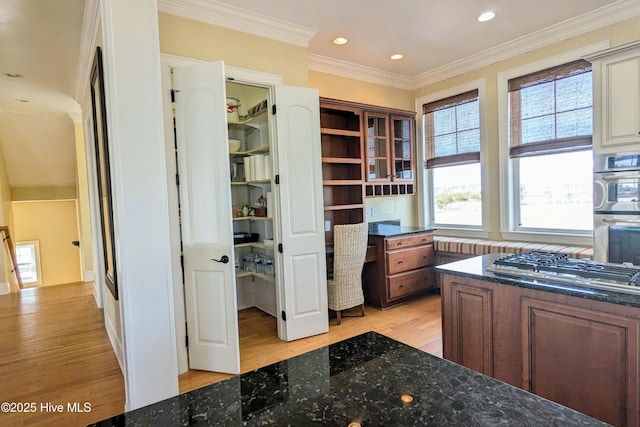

{"left": 487, "top": 251, "right": 640, "bottom": 295}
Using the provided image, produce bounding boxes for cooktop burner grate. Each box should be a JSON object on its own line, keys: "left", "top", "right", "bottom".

{"left": 490, "top": 251, "right": 640, "bottom": 288}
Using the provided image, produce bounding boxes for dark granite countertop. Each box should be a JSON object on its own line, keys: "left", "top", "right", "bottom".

{"left": 435, "top": 253, "right": 640, "bottom": 309}
{"left": 90, "top": 331, "right": 605, "bottom": 426}
{"left": 368, "top": 222, "right": 436, "bottom": 238}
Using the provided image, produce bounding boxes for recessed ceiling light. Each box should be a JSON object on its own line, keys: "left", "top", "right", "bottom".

{"left": 390, "top": 54, "right": 404, "bottom": 60}
{"left": 333, "top": 37, "right": 348, "bottom": 45}
{"left": 478, "top": 11, "right": 495, "bottom": 22}
{"left": 4, "top": 73, "right": 23, "bottom": 78}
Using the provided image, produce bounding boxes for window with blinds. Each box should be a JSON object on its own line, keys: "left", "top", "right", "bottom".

{"left": 508, "top": 59, "right": 592, "bottom": 157}
{"left": 423, "top": 88, "right": 483, "bottom": 228}
{"left": 423, "top": 89, "right": 480, "bottom": 168}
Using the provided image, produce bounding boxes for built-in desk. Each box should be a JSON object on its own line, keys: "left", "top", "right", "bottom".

{"left": 364, "top": 224, "right": 438, "bottom": 309}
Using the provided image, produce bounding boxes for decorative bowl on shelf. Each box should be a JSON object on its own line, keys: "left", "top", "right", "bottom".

{"left": 228, "top": 138, "right": 242, "bottom": 153}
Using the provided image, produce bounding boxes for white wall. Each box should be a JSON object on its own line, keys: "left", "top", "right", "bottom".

{"left": 100, "top": 0, "right": 178, "bottom": 410}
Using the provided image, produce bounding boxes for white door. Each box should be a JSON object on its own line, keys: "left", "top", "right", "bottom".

{"left": 174, "top": 61, "right": 240, "bottom": 373}
{"left": 273, "top": 86, "right": 329, "bottom": 341}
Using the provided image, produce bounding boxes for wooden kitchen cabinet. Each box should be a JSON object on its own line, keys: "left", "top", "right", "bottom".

{"left": 364, "top": 231, "right": 436, "bottom": 308}
{"left": 319, "top": 99, "right": 366, "bottom": 248}
{"left": 319, "top": 97, "right": 416, "bottom": 201}
{"left": 589, "top": 41, "right": 640, "bottom": 153}
{"left": 364, "top": 111, "right": 415, "bottom": 197}
{"left": 441, "top": 278, "right": 494, "bottom": 376}
{"left": 440, "top": 273, "right": 640, "bottom": 427}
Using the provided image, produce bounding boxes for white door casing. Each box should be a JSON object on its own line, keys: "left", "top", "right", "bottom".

{"left": 273, "top": 86, "right": 329, "bottom": 341}
{"left": 173, "top": 61, "right": 240, "bottom": 373}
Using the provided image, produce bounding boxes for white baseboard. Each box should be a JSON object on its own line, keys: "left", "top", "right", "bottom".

{"left": 104, "top": 310, "right": 124, "bottom": 375}
{"left": 84, "top": 270, "right": 96, "bottom": 282}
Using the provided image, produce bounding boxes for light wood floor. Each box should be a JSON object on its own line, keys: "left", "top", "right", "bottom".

{"left": 0, "top": 282, "right": 126, "bottom": 426}
{"left": 179, "top": 293, "right": 443, "bottom": 393}
{"left": 0, "top": 282, "right": 442, "bottom": 425}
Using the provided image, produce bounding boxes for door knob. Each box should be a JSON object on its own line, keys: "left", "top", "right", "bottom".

{"left": 211, "top": 255, "right": 230, "bottom": 264}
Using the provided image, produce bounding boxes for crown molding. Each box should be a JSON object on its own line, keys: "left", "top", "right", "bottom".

{"left": 157, "top": 0, "right": 317, "bottom": 48}
{"left": 308, "top": 54, "right": 414, "bottom": 91}
{"left": 158, "top": 0, "right": 640, "bottom": 91}
{"left": 74, "top": 0, "right": 100, "bottom": 104}
{"left": 309, "top": 0, "right": 640, "bottom": 90}
{"left": 412, "top": 0, "right": 640, "bottom": 89}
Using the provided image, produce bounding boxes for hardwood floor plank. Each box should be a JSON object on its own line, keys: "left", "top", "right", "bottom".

{"left": 0, "top": 283, "right": 126, "bottom": 426}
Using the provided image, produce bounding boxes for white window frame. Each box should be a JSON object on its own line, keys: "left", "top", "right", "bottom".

{"left": 15, "top": 240, "right": 42, "bottom": 286}
{"left": 497, "top": 41, "right": 609, "bottom": 246}
{"left": 416, "top": 78, "right": 489, "bottom": 238}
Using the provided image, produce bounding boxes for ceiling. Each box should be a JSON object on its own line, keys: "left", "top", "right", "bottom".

{"left": 0, "top": 0, "right": 636, "bottom": 190}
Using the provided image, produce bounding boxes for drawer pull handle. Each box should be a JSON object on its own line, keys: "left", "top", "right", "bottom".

{"left": 399, "top": 284, "right": 404, "bottom": 288}
{"left": 422, "top": 238, "right": 427, "bottom": 242}
{"left": 397, "top": 242, "right": 403, "bottom": 246}
{"left": 397, "top": 260, "right": 404, "bottom": 264}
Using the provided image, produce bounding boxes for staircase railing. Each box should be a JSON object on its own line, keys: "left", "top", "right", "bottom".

{"left": 0, "top": 226, "right": 23, "bottom": 289}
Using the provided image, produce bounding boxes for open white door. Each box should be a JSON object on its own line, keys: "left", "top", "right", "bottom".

{"left": 273, "top": 85, "right": 328, "bottom": 341}
{"left": 173, "top": 61, "right": 240, "bottom": 373}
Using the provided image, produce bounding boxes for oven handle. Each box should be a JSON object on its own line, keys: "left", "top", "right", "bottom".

{"left": 600, "top": 173, "right": 640, "bottom": 181}
{"left": 601, "top": 217, "right": 640, "bottom": 224}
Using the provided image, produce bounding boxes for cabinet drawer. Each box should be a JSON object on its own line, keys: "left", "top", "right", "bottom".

{"left": 385, "top": 233, "right": 433, "bottom": 250}
{"left": 388, "top": 267, "right": 435, "bottom": 300}
{"left": 387, "top": 245, "right": 434, "bottom": 275}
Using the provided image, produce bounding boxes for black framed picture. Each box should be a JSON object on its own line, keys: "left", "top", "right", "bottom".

{"left": 90, "top": 46, "right": 118, "bottom": 300}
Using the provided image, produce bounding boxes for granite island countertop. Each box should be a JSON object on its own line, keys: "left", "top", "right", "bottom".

{"left": 435, "top": 253, "right": 640, "bottom": 309}
{"left": 90, "top": 331, "right": 606, "bottom": 426}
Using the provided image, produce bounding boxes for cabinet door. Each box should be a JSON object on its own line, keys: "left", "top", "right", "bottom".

{"left": 365, "top": 112, "right": 390, "bottom": 181}
{"left": 521, "top": 297, "right": 639, "bottom": 427}
{"left": 442, "top": 278, "right": 494, "bottom": 376}
{"left": 174, "top": 61, "right": 240, "bottom": 373}
{"left": 391, "top": 116, "right": 414, "bottom": 182}
{"left": 273, "top": 85, "right": 328, "bottom": 341}
{"left": 601, "top": 53, "right": 640, "bottom": 148}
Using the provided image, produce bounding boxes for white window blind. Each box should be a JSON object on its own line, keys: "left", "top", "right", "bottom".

{"left": 508, "top": 59, "right": 592, "bottom": 157}
{"left": 423, "top": 89, "right": 479, "bottom": 168}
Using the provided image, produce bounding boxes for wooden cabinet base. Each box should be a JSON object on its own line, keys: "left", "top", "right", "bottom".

{"left": 364, "top": 231, "right": 436, "bottom": 309}
{"left": 441, "top": 273, "right": 639, "bottom": 427}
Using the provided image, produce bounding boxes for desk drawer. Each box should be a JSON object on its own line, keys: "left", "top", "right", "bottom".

{"left": 387, "top": 244, "right": 434, "bottom": 275}
{"left": 387, "top": 267, "right": 435, "bottom": 300}
{"left": 385, "top": 233, "right": 433, "bottom": 251}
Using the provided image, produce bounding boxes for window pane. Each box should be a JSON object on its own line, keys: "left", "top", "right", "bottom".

{"left": 556, "top": 107, "right": 592, "bottom": 138}
{"left": 456, "top": 100, "right": 480, "bottom": 130}
{"left": 432, "top": 163, "right": 482, "bottom": 226}
{"left": 520, "top": 82, "right": 554, "bottom": 119}
{"left": 457, "top": 129, "right": 480, "bottom": 153}
{"left": 518, "top": 151, "right": 593, "bottom": 231}
{"left": 434, "top": 134, "right": 456, "bottom": 157}
{"left": 433, "top": 108, "right": 455, "bottom": 135}
{"left": 556, "top": 72, "right": 592, "bottom": 112}
{"left": 521, "top": 115, "right": 555, "bottom": 143}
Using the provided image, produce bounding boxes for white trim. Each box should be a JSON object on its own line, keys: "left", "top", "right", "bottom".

{"left": 497, "top": 42, "right": 607, "bottom": 241}
{"left": 415, "top": 78, "right": 488, "bottom": 232}
{"left": 104, "top": 301, "right": 125, "bottom": 373}
{"left": 157, "top": 0, "right": 317, "bottom": 48}
{"left": 74, "top": 0, "right": 100, "bottom": 104}
{"left": 15, "top": 240, "right": 42, "bottom": 286}
{"left": 433, "top": 229, "right": 491, "bottom": 240}
{"left": 160, "top": 53, "right": 284, "bottom": 375}
{"left": 308, "top": 54, "right": 414, "bottom": 91}
{"left": 84, "top": 270, "right": 95, "bottom": 282}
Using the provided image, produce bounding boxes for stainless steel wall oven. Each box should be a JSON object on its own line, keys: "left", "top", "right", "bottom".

{"left": 594, "top": 152, "right": 640, "bottom": 264}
